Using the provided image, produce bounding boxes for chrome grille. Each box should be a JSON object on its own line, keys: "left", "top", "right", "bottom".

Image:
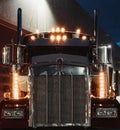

{"left": 32, "top": 74, "right": 90, "bottom": 127}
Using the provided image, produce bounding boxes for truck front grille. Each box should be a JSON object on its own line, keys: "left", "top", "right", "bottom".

{"left": 32, "top": 74, "right": 90, "bottom": 127}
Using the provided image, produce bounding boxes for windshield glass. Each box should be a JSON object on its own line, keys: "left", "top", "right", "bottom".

{"left": 31, "top": 64, "right": 86, "bottom": 76}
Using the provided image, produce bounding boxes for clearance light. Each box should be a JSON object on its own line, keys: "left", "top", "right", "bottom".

{"left": 51, "top": 27, "right": 65, "bottom": 33}
{"left": 56, "top": 27, "right": 60, "bottom": 32}
{"left": 99, "top": 71, "right": 107, "bottom": 98}
{"left": 30, "top": 35, "right": 36, "bottom": 41}
{"left": 50, "top": 34, "right": 67, "bottom": 43}
{"left": 50, "top": 35, "right": 55, "bottom": 42}
{"left": 76, "top": 29, "right": 81, "bottom": 34}
{"left": 35, "top": 29, "right": 40, "bottom": 34}
{"left": 81, "top": 35, "right": 87, "bottom": 40}
{"left": 56, "top": 35, "right": 61, "bottom": 42}
{"left": 50, "top": 27, "right": 67, "bottom": 43}
{"left": 61, "top": 27, "right": 65, "bottom": 33}
{"left": 51, "top": 27, "right": 55, "bottom": 33}
{"left": 12, "top": 71, "right": 20, "bottom": 99}
{"left": 62, "top": 35, "right": 67, "bottom": 41}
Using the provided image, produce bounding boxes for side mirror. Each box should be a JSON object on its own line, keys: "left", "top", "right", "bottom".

{"left": 2, "top": 46, "right": 10, "bottom": 64}
{"left": 98, "top": 45, "right": 112, "bottom": 64}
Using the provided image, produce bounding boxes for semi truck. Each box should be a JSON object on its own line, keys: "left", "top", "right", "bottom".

{"left": 0, "top": 8, "right": 120, "bottom": 128}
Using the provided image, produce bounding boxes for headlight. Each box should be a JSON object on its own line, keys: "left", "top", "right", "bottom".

{"left": 2, "top": 108, "right": 24, "bottom": 119}
{"left": 96, "top": 108, "right": 117, "bottom": 118}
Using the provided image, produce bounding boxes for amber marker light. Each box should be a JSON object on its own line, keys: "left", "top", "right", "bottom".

{"left": 62, "top": 35, "right": 67, "bottom": 41}
{"left": 81, "top": 35, "right": 87, "bottom": 40}
{"left": 50, "top": 27, "right": 67, "bottom": 43}
{"left": 56, "top": 27, "right": 60, "bottom": 32}
{"left": 56, "top": 35, "right": 61, "bottom": 42}
{"left": 30, "top": 35, "right": 36, "bottom": 41}
{"left": 50, "top": 34, "right": 55, "bottom": 42}
{"left": 51, "top": 27, "right": 55, "bottom": 33}
{"left": 76, "top": 29, "right": 81, "bottom": 34}
{"left": 12, "top": 71, "right": 20, "bottom": 99}
{"left": 35, "top": 29, "right": 40, "bottom": 34}
{"left": 98, "top": 71, "right": 107, "bottom": 98}
{"left": 61, "top": 27, "right": 65, "bottom": 33}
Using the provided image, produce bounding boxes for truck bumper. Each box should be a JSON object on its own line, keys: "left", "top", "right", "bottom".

{"left": 0, "top": 98, "right": 29, "bottom": 128}
{"left": 91, "top": 118, "right": 120, "bottom": 129}
{"left": 91, "top": 98, "right": 120, "bottom": 129}
{"left": 0, "top": 119, "right": 28, "bottom": 128}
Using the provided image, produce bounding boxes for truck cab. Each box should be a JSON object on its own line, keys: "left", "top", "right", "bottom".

{"left": 0, "top": 8, "right": 120, "bottom": 128}
{"left": 1, "top": 27, "right": 120, "bottom": 128}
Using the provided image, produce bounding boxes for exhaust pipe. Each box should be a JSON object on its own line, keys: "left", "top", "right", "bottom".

{"left": 17, "top": 8, "right": 22, "bottom": 45}
{"left": 17, "top": 8, "right": 22, "bottom": 65}
{"left": 93, "top": 9, "right": 98, "bottom": 63}
{"left": 94, "top": 9, "right": 98, "bottom": 41}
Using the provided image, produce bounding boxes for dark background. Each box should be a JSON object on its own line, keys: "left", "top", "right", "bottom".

{"left": 77, "top": 0, "right": 120, "bottom": 46}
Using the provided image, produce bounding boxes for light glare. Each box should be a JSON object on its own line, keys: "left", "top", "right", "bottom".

{"left": 76, "top": 29, "right": 81, "bottom": 34}
{"left": 12, "top": 71, "right": 20, "bottom": 99}
{"left": 61, "top": 27, "right": 65, "bottom": 33}
{"left": 99, "top": 72, "right": 107, "bottom": 98}
{"left": 56, "top": 35, "right": 61, "bottom": 42}
{"left": 62, "top": 35, "right": 67, "bottom": 41}
{"left": 81, "top": 35, "right": 87, "bottom": 40}
{"left": 56, "top": 27, "right": 60, "bottom": 32}
{"left": 50, "top": 35, "right": 55, "bottom": 41}
{"left": 30, "top": 35, "right": 36, "bottom": 41}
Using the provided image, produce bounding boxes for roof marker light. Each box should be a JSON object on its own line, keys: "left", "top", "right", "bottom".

{"left": 61, "top": 27, "right": 65, "bottom": 33}
{"left": 62, "top": 35, "right": 67, "bottom": 41}
{"left": 81, "top": 35, "right": 87, "bottom": 40}
{"left": 51, "top": 27, "right": 55, "bottom": 33}
{"left": 56, "top": 35, "right": 61, "bottom": 42}
{"left": 76, "top": 29, "right": 81, "bottom": 34}
{"left": 50, "top": 34, "right": 55, "bottom": 42}
{"left": 30, "top": 35, "right": 36, "bottom": 41}
{"left": 35, "top": 29, "right": 40, "bottom": 34}
{"left": 56, "top": 27, "right": 60, "bottom": 32}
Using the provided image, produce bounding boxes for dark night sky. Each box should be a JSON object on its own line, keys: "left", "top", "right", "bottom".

{"left": 76, "top": 0, "right": 120, "bottom": 46}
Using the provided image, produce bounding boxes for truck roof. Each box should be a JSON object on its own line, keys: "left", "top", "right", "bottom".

{"left": 23, "top": 31, "right": 92, "bottom": 58}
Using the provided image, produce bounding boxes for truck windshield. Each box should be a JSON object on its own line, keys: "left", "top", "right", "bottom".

{"left": 31, "top": 65, "right": 86, "bottom": 76}
{"left": 28, "top": 46, "right": 90, "bottom": 58}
